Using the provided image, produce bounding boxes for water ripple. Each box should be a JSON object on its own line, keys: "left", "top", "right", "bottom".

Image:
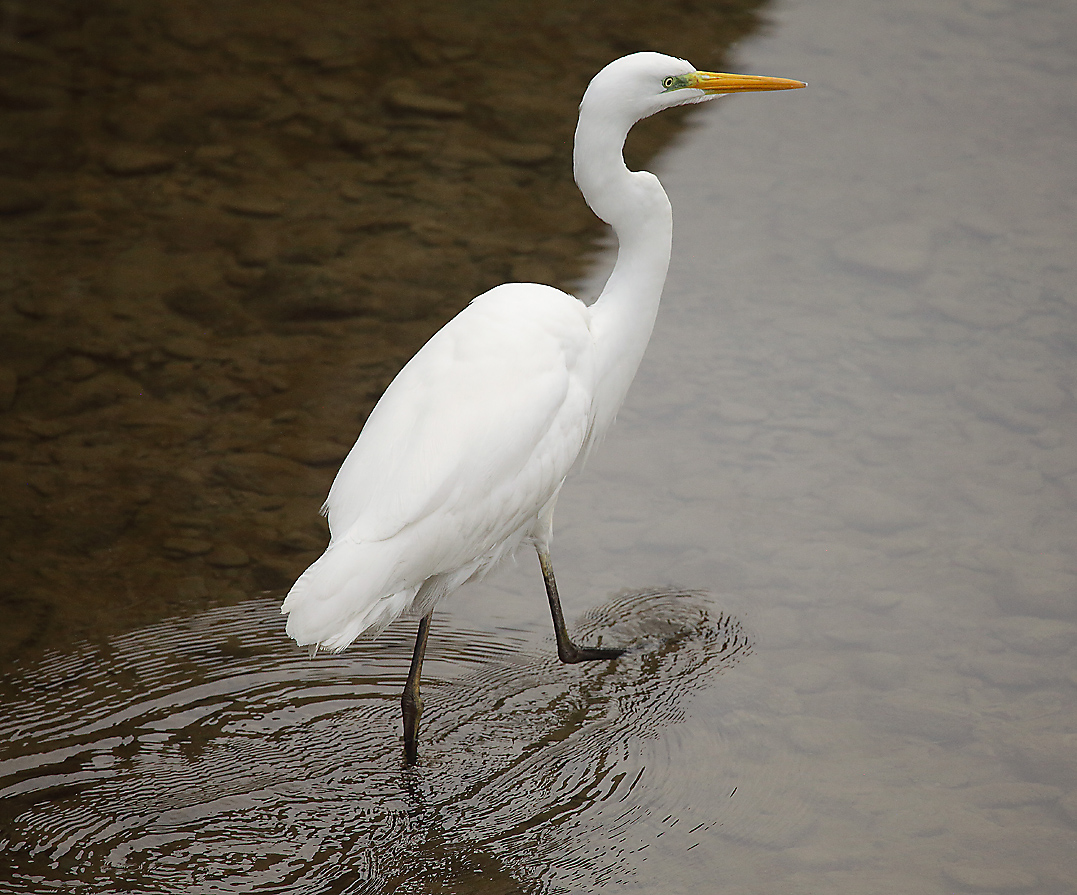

{"left": 0, "top": 590, "right": 750, "bottom": 893}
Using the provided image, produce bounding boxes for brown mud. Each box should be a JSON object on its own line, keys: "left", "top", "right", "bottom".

{"left": 0, "top": 0, "right": 766, "bottom": 657}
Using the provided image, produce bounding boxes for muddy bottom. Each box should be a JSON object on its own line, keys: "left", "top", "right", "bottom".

{"left": 0, "top": 0, "right": 761, "bottom": 650}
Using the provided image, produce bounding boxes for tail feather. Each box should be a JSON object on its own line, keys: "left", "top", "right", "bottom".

{"left": 282, "top": 540, "right": 416, "bottom": 651}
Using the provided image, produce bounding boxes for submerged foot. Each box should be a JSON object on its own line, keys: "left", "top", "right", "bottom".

{"left": 557, "top": 642, "right": 626, "bottom": 664}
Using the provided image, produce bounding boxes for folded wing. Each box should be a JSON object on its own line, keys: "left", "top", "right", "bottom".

{"left": 282, "top": 283, "right": 596, "bottom": 649}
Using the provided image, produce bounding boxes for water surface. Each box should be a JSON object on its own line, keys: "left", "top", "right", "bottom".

{"left": 3, "top": 0, "right": 1077, "bottom": 891}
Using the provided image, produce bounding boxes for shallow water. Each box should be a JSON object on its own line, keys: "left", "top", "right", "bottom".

{"left": 1, "top": 592, "right": 750, "bottom": 892}
{"left": 552, "top": 0, "right": 1077, "bottom": 889}
{"left": 3, "top": 0, "right": 1077, "bottom": 891}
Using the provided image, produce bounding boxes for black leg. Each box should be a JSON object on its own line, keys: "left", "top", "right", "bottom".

{"left": 537, "top": 548, "right": 625, "bottom": 664}
{"left": 402, "top": 612, "right": 432, "bottom": 765}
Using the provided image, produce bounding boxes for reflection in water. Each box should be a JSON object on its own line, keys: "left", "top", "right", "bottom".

{"left": 0, "top": 591, "right": 749, "bottom": 892}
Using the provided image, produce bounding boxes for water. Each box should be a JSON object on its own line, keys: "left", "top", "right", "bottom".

{"left": 1, "top": 592, "right": 750, "bottom": 892}
{"left": 556, "top": 0, "right": 1077, "bottom": 888}
{"left": 3, "top": 0, "right": 1076, "bottom": 891}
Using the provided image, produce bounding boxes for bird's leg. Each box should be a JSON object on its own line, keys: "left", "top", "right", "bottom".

{"left": 537, "top": 548, "right": 625, "bottom": 663}
{"left": 402, "top": 612, "right": 432, "bottom": 765}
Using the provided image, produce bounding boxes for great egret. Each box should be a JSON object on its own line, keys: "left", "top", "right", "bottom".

{"left": 282, "top": 52, "right": 804, "bottom": 763}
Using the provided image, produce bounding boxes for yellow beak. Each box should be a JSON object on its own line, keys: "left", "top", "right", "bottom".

{"left": 687, "top": 71, "right": 806, "bottom": 94}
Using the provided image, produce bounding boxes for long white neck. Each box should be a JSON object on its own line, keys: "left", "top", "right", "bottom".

{"left": 574, "top": 106, "right": 673, "bottom": 444}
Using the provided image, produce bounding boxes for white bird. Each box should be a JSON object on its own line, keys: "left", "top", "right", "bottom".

{"left": 282, "top": 52, "right": 804, "bottom": 762}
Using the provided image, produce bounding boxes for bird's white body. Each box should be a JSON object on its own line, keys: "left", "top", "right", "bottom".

{"left": 284, "top": 283, "right": 598, "bottom": 649}
{"left": 282, "top": 53, "right": 803, "bottom": 655}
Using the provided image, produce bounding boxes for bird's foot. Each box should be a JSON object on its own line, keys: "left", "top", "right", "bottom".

{"left": 557, "top": 642, "right": 626, "bottom": 664}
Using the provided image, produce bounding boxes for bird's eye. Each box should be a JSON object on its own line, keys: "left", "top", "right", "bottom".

{"left": 662, "top": 76, "right": 676, "bottom": 90}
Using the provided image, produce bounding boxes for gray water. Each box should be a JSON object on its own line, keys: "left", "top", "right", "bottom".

{"left": 556, "top": 0, "right": 1076, "bottom": 888}
{"left": 3, "top": 0, "right": 1076, "bottom": 891}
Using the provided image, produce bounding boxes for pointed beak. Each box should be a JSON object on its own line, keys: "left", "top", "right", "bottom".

{"left": 687, "top": 71, "right": 806, "bottom": 94}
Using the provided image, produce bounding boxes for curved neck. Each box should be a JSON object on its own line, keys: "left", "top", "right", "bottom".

{"left": 574, "top": 107, "right": 673, "bottom": 441}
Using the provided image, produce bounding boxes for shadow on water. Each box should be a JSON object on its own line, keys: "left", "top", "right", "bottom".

{"left": 0, "top": 591, "right": 750, "bottom": 893}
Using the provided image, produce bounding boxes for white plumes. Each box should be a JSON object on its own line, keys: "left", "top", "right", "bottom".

{"left": 282, "top": 284, "right": 597, "bottom": 651}
{"left": 282, "top": 53, "right": 704, "bottom": 652}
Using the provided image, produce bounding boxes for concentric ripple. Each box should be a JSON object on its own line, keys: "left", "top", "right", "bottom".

{"left": 0, "top": 590, "right": 751, "bottom": 893}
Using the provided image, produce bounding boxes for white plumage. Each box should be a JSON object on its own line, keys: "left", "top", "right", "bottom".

{"left": 283, "top": 284, "right": 595, "bottom": 649}
{"left": 280, "top": 52, "right": 802, "bottom": 761}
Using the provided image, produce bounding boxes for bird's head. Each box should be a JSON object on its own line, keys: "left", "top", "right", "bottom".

{"left": 581, "top": 51, "right": 805, "bottom": 124}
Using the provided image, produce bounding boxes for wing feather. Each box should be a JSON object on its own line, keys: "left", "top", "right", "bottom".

{"left": 326, "top": 284, "right": 594, "bottom": 547}
{"left": 283, "top": 283, "right": 596, "bottom": 647}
